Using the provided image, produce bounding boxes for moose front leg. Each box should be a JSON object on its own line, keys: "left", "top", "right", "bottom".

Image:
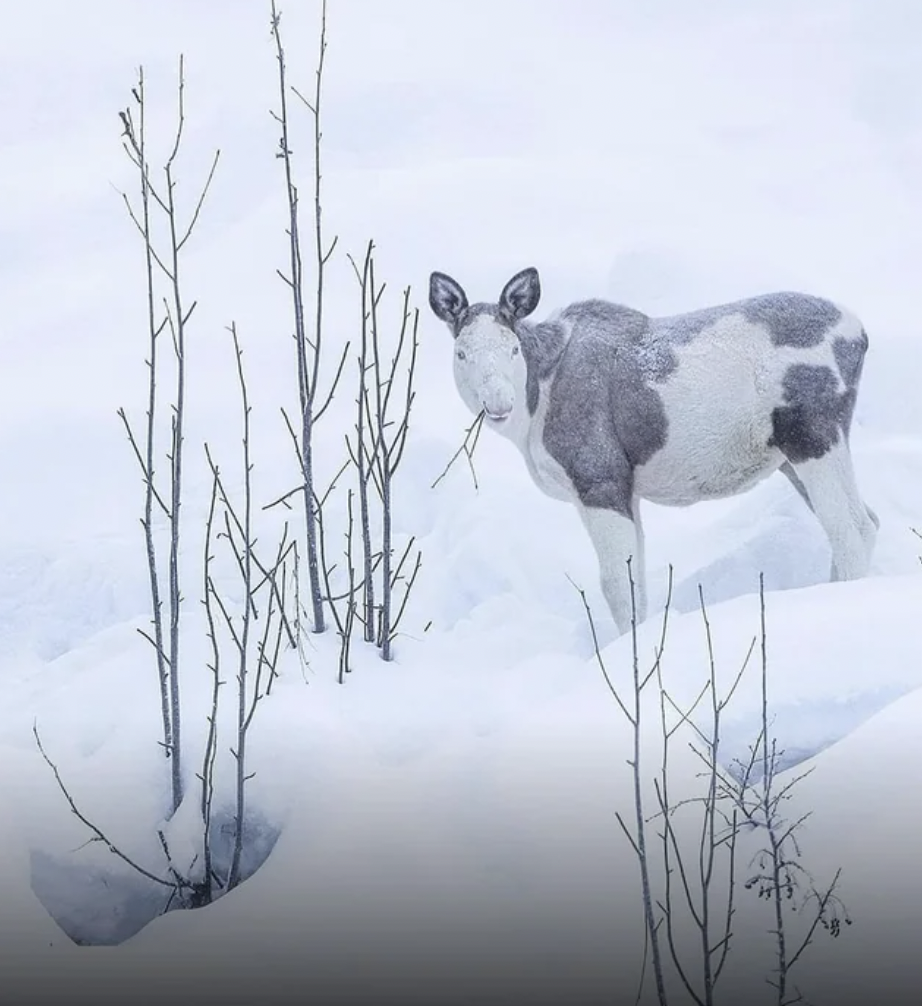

{"left": 577, "top": 501, "right": 645, "bottom": 636}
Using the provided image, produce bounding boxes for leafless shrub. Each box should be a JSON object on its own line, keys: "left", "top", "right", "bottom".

{"left": 650, "top": 582, "right": 753, "bottom": 1006}
{"left": 577, "top": 568, "right": 851, "bottom": 1004}
{"left": 117, "top": 59, "right": 220, "bottom": 815}
{"left": 720, "top": 576, "right": 852, "bottom": 1005}
{"left": 346, "top": 240, "right": 422, "bottom": 661}
{"left": 204, "top": 325, "right": 295, "bottom": 892}
{"left": 270, "top": 0, "right": 348, "bottom": 636}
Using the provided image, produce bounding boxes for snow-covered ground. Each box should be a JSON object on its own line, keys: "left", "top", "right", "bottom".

{"left": 2, "top": 1, "right": 922, "bottom": 1003}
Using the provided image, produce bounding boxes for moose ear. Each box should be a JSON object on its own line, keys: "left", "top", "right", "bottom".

{"left": 429, "top": 271, "right": 469, "bottom": 325}
{"left": 499, "top": 267, "right": 541, "bottom": 320}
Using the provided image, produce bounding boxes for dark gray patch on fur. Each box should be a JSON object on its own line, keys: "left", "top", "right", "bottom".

{"left": 831, "top": 330, "right": 868, "bottom": 435}
{"left": 561, "top": 299, "right": 649, "bottom": 337}
{"left": 832, "top": 331, "right": 868, "bottom": 388}
{"left": 633, "top": 293, "right": 843, "bottom": 383}
{"left": 515, "top": 318, "right": 568, "bottom": 414}
{"left": 540, "top": 301, "right": 668, "bottom": 517}
{"left": 769, "top": 364, "right": 855, "bottom": 463}
{"left": 742, "top": 292, "right": 842, "bottom": 347}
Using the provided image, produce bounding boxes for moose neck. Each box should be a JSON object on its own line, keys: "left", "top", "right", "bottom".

{"left": 517, "top": 317, "right": 568, "bottom": 416}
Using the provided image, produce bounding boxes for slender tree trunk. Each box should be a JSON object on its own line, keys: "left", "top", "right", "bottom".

{"left": 379, "top": 476, "right": 393, "bottom": 659}
{"left": 271, "top": 0, "right": 331, "bottom": 634}
{"left": 228, "top": 325, "right": 254, "bottom": 891}
{"left": 136, "top": 69, "right": 173, "bottom": 767}
{"left": 355, "top": 243, "right": 376, "bottom": 640}
{"left": 165, "top": 169, "right": 186, "bottom": 814}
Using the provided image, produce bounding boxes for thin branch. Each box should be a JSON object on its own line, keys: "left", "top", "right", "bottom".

{"left": 34, "top": 723, "right": 177, "bottom": 891}
{"left": 431, "top": 411, "right": 485, "bottom": 490}
{"left": 177, "top": 149, "right": 221, "bottom": 250}
{"left": 568, "top": 576, "right": 633, "bottom": 723}
{"left": 388, "top": 547, "right": 422, "bottom": 640}
{"left": 199, "top": 460, "right": 223, "bottom": 905}
{"left": 226, "top": 323, "right": 254, "bottom": 892}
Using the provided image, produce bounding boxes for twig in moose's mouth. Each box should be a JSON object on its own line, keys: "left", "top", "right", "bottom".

{"left": 430, "top": 411, "right": 486, "bottom": 491}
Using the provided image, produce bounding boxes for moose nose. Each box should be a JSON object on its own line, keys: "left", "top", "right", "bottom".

{"left": 482, "top": 384, "right": 514, "bottom": 421}
{"left": 483, "top": 402, "right": 513, "bottom": 422}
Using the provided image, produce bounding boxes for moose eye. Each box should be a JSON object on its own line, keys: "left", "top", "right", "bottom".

{"left": 512, "top": 345, "right": 520, "bottom": 356}
{"left": 457, "top": 350, "right": 466, "bottom": 361}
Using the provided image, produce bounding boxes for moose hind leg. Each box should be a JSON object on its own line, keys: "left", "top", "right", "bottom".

{"left": 577, "top": 502, "right": 643, "bottom": 635}
{"left": 784, "top": 443, "right": 876, "bottom": 581}
{"left": 780, "top": 460, "right": 839, "bottom": 580}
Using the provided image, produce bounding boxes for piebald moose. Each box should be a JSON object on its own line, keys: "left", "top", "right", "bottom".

{"left": 428, "top": 266, "right": 878, "bottom": 635}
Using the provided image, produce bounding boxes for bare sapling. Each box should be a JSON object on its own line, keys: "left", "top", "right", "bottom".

{"left": 722, "top": 575, "right": 851, "bottom": 1005}
{"left": 573, "top": 561, "right": 671, "bottom": 1006}
{"left": 33, "top": 366, "right": 292, "bottom": 913}
{"left": 270, "top": 0, "right": 349, "bottom": 635}
{"left": 346, "top": 240, "right": 422, "bottom": 661}
{"left": 224, "top": 321, "right": 255, "bottom": 892}
{"left": 578, "top": 565, "right": 850, "bottom": 1005}
{"left": 268, "top": 413, "right": 354, "bottom": 677}
{"left": 204, "top": 325, "right": 295, "bottom": 893}
{"left": 198, "top": 464, "right": 223, "bottom": 906}
{"left": 651, "top": 583, "right": 754, "bottom": 1006}
{"left": 350, "top": 240, "right": 378, "bottom": 642}
{"left": 314, "top": 470, "right": 359, "bottom": 683}
{"left": 118, "top": 59, "right": 220, "bottom": 815}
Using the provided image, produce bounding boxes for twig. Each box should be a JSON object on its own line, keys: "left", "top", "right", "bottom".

{"left": 225, "top": 324, "right": 255, "bottom": 892}
{"left": 118, "top": 69, "right": 173, "bottom": 786}
{"left": 34, "top": 723, "right": 178, "bottom": 892}
{"left": 198, "top": 458, "right": 223, "bottom": 905}
{"left": 431, "top": 411, "right": 485, "bottom": 490}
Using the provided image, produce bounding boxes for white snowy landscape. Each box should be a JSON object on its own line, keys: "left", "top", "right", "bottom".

{"left": 2, "top": 1, "right": 922, "bottom": 1003}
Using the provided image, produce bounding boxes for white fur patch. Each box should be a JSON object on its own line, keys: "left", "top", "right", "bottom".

{"left": 633, "top": 310, "right": 861, "bottom": 506}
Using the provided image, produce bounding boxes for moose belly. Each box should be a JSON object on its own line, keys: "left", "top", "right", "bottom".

{"left": 633, "top": 427, "right": 781, "bottom": 507}
{"left": 633, "top": 339, "right": 784, "bottom": 507}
